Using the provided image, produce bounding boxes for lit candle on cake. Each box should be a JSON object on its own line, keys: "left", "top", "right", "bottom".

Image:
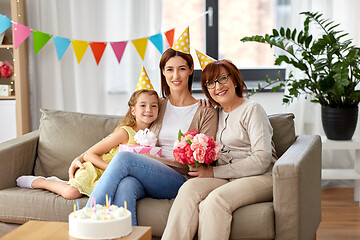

{"left": 73, "top": 203, "right": 77, "bottom": 218}
{"left": 124, "top": 201, "right": 127, "bottom": 215}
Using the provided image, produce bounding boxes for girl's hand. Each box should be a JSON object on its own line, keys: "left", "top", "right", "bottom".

{"left": 68, "top": 155, "right": 85, "bottom": 179}
{"left": 188, "top": 165, "right": 214, "bottom": 178}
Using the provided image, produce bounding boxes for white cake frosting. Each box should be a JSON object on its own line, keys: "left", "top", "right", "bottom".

{"left": 69, "top": 204, "right": 132, "bottom": 239}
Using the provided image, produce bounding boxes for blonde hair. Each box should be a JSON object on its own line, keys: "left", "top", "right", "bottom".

{"left": 114, "top": 89, "right": 159, "bottom": 132}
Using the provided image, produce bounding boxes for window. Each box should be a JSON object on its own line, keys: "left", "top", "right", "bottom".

{"left": 162, "top": 0, "right": 290, "bottom": 92}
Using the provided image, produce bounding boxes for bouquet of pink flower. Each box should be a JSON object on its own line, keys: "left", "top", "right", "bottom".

{"left": 173, "top": 130, "right": 220, "bottom": 167}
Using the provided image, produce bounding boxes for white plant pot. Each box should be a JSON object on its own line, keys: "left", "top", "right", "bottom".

{"left": 0, "top": 32, "right": 4, "bottom": 44}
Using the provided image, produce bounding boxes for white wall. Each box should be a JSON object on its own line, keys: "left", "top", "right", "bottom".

{"left": 0, "top": 100, "right": 16, "bottom": 142}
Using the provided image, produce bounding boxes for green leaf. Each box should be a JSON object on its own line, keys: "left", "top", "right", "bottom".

{"left": 272, "top": 29, "right": 279, "bottom": 37}
{"left": 305, "top": 35, "right": 313, "bottom": 48}
{"left": 297, "top": 30, "right": 304, "bottom": 43}
{"left": 195, "top": 161, "right": 200, "bottom": 168}
{"left": 291, "top": 29, "right": 297, "bottom": 40}
{"left": 286, "top": 28, "right": 291, "bottom": 38}
{"left": 177, "top": 130, "right": 184, "bottom": 141}
{"left": 186, "top": 139, "right": 192, "bottom": 145}
{"left": 280, "top": 27, "right": 285, "bottom": 36}
{"left": 274, "top": 55, "right": 290, "bottom": 65}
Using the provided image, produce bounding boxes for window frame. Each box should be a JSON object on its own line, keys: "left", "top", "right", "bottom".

{"left": 193, "top": 0, "right": 285, "bottom": 93}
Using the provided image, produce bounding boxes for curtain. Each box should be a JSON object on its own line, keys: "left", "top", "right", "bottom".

{"left": 289, "top": 0, "right": 360, "bottom": 188}
{"left": 26, "top": 0, "right": 163, "bottom": 130}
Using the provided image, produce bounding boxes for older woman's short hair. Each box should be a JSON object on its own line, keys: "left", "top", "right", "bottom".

{"left": 201, "top": 59, "right": 248, "bottom": 107}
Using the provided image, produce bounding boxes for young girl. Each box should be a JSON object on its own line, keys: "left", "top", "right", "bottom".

{"left": 16, "top": 89, "right": 159, "bottom": 199}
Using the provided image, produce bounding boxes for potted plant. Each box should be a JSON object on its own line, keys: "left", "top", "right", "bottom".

{"left": 241, "top": 11, "right": 360, "bottom": 140}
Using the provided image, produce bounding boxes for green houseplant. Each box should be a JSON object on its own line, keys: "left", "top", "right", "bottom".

{"left": 241, "top": 11, "right": 360, "bottom": 140}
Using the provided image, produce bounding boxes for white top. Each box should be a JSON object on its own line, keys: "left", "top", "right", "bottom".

{"left": 158, "top": 101, "right": 198, "bottom": 159}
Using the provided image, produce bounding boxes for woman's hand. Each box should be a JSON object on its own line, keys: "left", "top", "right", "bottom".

{"left": 68, "top": 155, "right": 85, "bottom": 179}
{"left": 188, "top": 165, "right": 214, "bottom": 178}
{"left": 197, "top": 98, "right": 212, "bottom": 108}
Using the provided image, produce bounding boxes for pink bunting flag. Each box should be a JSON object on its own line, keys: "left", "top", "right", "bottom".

{"left": 13, "top": 22, "right": 33, "bottom": 49}
{"left": 110, "top": 41, "right": 127, "bottom": 64}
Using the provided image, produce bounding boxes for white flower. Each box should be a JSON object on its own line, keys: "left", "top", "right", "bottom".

{"left": 134, "top": 128, "right": 157, "bottom": 147}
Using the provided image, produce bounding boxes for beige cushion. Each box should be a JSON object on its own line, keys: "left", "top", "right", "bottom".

{"left": 268, "top": 113, "right": 296, "bottom": 157}
{"left": 0, "top": 187, "right": 88, "bottom": 224}
{"left": 34, "top": 109, "right": 122, "bottom": 180}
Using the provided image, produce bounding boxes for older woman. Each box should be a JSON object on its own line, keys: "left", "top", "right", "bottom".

{"left": 68, "top": 48, "right": 217, "bottom": 226}
{"left": 162, "top": 59, "right": 277, "bottom": 240}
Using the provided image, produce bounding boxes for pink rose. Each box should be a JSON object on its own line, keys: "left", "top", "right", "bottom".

{"left": 173, "top": 148, "right": 187, "bottom": 164}
{"left": 184, "top": 144, "right": 193, "bottom": 159}
{"left": 193, "top": 146, "right": 207, "bottom": 163}
{"left": 186, "top": 130, "right": 198, "bottom": 136}
{"left": 192, "top": 133, "right": 209, "bottom": 147}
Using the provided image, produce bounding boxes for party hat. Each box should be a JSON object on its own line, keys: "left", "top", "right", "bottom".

{"left": 172, "top": 26, "right": 190, "bottom": 54}
{"left": 136, "top": 66, "right": 154, "bottom": 91}
{"left": 196, "top": 49, "right": 215, "bottom": 70}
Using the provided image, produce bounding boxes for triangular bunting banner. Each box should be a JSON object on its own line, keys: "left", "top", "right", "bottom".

{"left": 165, "top": 29, "right": 175, "bottom": 47}
{"left": 149, "top": 33, "right": 163, "bottom": 54}
{"left": 0, "top": 14, "right": 11, "bottom": 35}
{"left": 33, "top": 30, "right": 53, "bottom": 55}
{"left": 13, "top": 22, "right": 32, "bottom": 49}
{"left": 71, "top": 40, "right": 89, "bottom": 64}
{"left": 90, "top": 42, "right": 107, "bottom": 65}
{"left": 132, "top": 37, "right": 148, "bottom": 61}
{"left": 110, "top": 41, "right": 127, "bottom": 64}
{"left": 53, "top": 36, "right": 71, "bottom": 61}
{"left": 2, "top": 10, "right": 211, "bottom": 64}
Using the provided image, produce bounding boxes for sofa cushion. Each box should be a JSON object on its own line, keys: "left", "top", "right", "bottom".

{"left": 0, "top": 187, "right": 88, "bottom": 224}
{"left": 137, "top": 198, "right": 274, "bottom": 239}
{"left": 268, "top": 113, "right": 296, "bottom": 157}
{"left": 34, "top": 109, "right": 122, "bottom": 180}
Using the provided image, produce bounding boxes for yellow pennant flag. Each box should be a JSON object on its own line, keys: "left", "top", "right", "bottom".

{"left": 71, "top": 40, "right": 89, "bottom": 64}
{"left": 132, "top": 37, "right": 148, "bottom": 61}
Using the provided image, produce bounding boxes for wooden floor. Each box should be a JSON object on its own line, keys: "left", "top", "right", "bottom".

{"left": 317, "top": 188, "right": 360, "bottom": 240}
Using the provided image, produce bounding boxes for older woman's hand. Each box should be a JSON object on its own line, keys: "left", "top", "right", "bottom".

{"left": 197, "top": 98, "right": 212, "bottom": 108}
{"left": 188, "top": 165, "right": 214, "bottom": 178}
{"left": 68, "top": 155, "right": 85, "bottom": 179}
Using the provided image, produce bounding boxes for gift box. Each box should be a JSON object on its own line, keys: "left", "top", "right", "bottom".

{"left": 119, "top": 144, "right": 161, "bottom": 158}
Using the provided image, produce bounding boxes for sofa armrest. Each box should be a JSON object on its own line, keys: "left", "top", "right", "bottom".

{"left": 272, "top": 135, "right": 321, "bottom": 240}
{"left": 0, "top": 130, "right": 39, "bottom": 190}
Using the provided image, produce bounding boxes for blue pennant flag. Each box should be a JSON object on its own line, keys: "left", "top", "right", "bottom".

{"left": 149, "top": 33, "right": 163, "bottom": 54}
{"left": 53, "top": 36, "right": 71, "bottom": 60}
{"left": 0, "top": 14, "right": 12, "bottom": 35}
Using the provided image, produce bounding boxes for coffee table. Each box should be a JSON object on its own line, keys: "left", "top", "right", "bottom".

{"left": 0, "top": 221, "right": 151, "bottom": 240}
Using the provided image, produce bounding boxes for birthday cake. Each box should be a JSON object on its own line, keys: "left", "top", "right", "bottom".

{"left": 68, "top": 204, "right": 132, "bottom": 239}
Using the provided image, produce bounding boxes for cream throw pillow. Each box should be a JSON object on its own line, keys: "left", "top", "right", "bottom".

{"left": 34, "top": 109, "right": 122, "bottom": 180}
{"left": 268, "top": 113, "right": 296, "bottom": 157}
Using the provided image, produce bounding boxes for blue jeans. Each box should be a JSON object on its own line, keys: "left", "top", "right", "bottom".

{"left": 87, "top": 151, "right": 186, "bottom": 225}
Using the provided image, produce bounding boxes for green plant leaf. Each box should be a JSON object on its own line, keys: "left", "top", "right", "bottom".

{"left": 286, "top": 28, "right": 291, "bottom": 38}
{"left": 177, "top": 130, "right": 184, "bottom": 141}
{"left": 291, "top": 29, "right": 297, "bottom": 40}
{"left": 272, "top": 29, "right": 279, "bottom": 37}
{"left": 280, "top": 27, "right": 285, "bottom": 36}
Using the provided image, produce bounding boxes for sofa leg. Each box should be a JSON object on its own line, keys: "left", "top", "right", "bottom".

{"left": 313, "top": 233, "right": 317, "bottom": 240}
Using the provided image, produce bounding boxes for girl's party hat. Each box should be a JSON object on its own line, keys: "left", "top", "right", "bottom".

{"left": 136, "top": 66, "right": 154, "bottom": 90}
